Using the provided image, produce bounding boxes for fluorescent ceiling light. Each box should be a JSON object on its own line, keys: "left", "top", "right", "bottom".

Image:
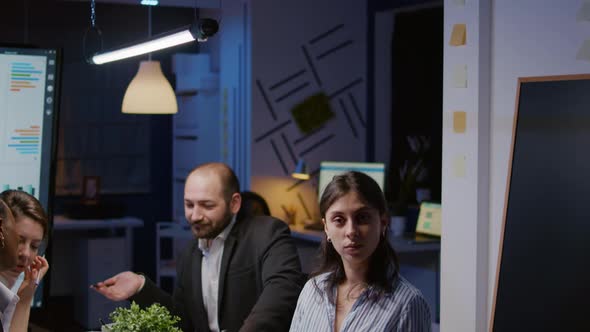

{"left": 140, "top": 0, "right": 159, "bottom": 5}
{"left": 92, "top": 29, "right": 193, "bottom": 64}
{"left": 90, "top": 19, "right": 218, "bottom": 65}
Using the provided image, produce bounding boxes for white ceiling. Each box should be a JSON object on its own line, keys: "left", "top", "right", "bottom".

{"left": 64, "top": 0, "right": 221, "bottom": 9}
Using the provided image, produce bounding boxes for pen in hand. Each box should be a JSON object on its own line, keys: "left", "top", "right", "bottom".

{"left": 90, "top": 282, "right": 104, "bottom": 289}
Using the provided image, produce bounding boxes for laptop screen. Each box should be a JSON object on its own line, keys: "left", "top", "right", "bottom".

{"left": 415, "top": 202, "right": 442, "bottom": 237}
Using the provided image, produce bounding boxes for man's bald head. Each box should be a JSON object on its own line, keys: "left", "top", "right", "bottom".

{"left": 188, "top": 162, "right": 240, "bottom": 202}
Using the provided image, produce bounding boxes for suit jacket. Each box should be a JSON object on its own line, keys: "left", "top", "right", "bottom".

{"left": 131, "top": 215, "right": 305, "bottom": 332}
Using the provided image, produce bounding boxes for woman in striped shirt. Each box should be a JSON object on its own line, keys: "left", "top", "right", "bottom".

{"left": 290, "top": 171, "right": 431, "bottom": 332}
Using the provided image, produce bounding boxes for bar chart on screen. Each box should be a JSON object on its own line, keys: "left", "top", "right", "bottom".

{"left": 0, "top": 184, "right": 36, "bottom": 196}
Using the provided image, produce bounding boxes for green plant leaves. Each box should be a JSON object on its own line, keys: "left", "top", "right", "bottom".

{"left": 108, "top": 302, "right": 181, "bottom": 332}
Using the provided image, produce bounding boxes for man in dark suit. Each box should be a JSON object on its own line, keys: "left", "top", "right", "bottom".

{"left": 93, "top": 163, "right": 305, "bottom": 332}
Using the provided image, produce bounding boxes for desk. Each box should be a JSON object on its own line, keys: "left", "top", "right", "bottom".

{"left": 290, "top": 226, "right": 440, "bottom": 323}
{"left": 51, "top": 216, "right": 144, "bottom": 330}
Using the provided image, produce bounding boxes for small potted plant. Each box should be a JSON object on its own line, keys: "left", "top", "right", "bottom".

{"left": 389, "top": 136, "right": 431, "bottom": 236}
{"left": 102, "top": 301, "right": 181, "bottom": 332}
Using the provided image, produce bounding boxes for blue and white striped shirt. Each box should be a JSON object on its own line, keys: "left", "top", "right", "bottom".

{"left": 289, "top": 273, "right": 431, "bottom": 332}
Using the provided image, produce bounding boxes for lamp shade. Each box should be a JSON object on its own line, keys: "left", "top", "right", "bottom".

{"left": 292, "top": 159, "right": 310, "bottom": 180}
{"left": 122, "top": 61, "right": 178, "bottom": 114}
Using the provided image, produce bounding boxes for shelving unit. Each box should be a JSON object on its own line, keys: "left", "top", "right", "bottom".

{"left": 155, "top": 222, "right": 193, "bottom": 292}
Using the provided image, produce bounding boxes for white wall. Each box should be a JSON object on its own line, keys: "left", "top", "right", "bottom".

{"left": 442, "top": 0, "right": 590, "bottom": 331}
{"left": 441, "top": 1, "right": 490, "bottom": 331}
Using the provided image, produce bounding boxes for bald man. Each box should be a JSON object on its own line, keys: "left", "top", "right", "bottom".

{"left": 93, "top": 163, "right": 305, "bottom": 332}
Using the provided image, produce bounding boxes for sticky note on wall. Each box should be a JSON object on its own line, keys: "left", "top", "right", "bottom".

{"left": 453, "top": 111, "right": 466, "bottom": 133}
{"left": 453, "top": 0, "right": 466, "bottom": 6}
{"left": 453, "top": 155, "right": 466, "bottom": 178}
{"left": 450, "top": 24, "right": 466, "bottom": 46}
{"left": 452, "top": 64, "right": 468, "bottom": 88}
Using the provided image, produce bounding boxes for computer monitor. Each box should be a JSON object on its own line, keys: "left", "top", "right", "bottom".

{"left": 317, "top": 161, "right": 386, "bottom": 201}
{"left": 0, "top": 44, "right": 61, "bottom": 307}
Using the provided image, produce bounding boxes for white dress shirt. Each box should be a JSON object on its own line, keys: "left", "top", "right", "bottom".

{"left": 198, "top": 215, "right": 236, "bottom": 332}
{"left": 0, "top": 278, "right": 20, "bottom": 332}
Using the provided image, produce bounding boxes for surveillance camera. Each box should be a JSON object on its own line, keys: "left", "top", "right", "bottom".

{"left": 190, "top": 18, "right": 219, "bottom": 42}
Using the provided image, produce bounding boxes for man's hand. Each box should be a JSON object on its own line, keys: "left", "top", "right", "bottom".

{"left": 91, "top": 271, "right": 145, "bottom": 301}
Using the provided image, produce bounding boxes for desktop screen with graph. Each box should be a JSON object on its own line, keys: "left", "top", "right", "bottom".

{"left": 0, "top": 44, "right": 60, "bottom": 307}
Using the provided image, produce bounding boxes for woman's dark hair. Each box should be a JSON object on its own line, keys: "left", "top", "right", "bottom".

{"left": 311, "top": 171, "right": 399, "bottom": 303}
{"left": 236, "top": 191, "right": 271, "bottom": 222}
{"left": 0, "top": 190, "right": 49, "bottom": 239}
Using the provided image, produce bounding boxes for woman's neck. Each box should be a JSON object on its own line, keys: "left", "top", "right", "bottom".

{"left": 0, "top": 271, "right": 16, "bottom": 289}
{"left": 342, "top": 261, "right": 369, "bottom": 286}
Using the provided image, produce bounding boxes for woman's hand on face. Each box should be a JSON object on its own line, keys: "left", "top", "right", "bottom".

{"left": 30, "top": 256, "right": 49, "bottom": 281}
{"left": 17, "top": 256, "right": 49, "bottom": 301}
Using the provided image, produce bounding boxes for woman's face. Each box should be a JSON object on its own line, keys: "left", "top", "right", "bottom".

{"left": 323, "top": 191, "right": 387, "bottom": 269}
{"left": 8, "top": 216, "right": 43, "bottom": 276}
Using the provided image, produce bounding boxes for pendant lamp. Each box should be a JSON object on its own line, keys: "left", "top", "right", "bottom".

{"left": 122, "top": 60, "right": 178, "bottom": 114}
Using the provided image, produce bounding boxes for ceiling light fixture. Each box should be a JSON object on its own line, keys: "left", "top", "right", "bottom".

{"left": 122, "top": 60, "right": 177, "bottom": 114}
{"left": 121, "top": 6, "right": 177, "bottom": 114}
{"left": 140, "top": 0, "right": 159, "bottom": 5}
{"left": 91, "top": 19, "right": 218, "bottom": 65}
{"left": 85, "top": 0, "right": 218, "bottom": 65}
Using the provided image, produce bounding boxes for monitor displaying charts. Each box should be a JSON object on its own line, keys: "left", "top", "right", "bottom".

{"left": 317, "top": 161, "right": 386, "bottom": 201}
{"left": 0, "top": 44, "right": 61, "bottom": 307}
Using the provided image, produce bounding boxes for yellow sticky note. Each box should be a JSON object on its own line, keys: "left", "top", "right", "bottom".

{"left": 453, "top": 155, "right": 466, "bottom": 178}
{"left": 452, "top": 64, "right": 467, "bottom": 88}
{"left": 453, "top": 111, "right": 466, "bottom": 133}
{"left": 450, "top": 24, "right": 466, "bottom": 46}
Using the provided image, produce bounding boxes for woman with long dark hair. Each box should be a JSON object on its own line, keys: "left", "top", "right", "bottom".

{"left": 290, "top": 171, "right": 431, "bottom": 331}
